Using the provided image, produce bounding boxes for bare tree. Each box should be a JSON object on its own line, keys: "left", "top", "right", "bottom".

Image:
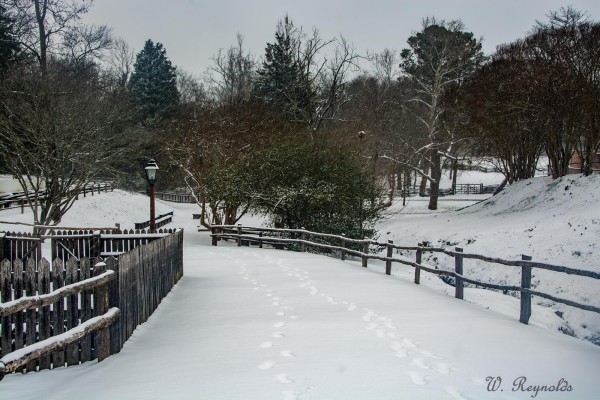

{"left": 6, "top": 0, "right": 111, "bottom": 72}
{"left": 206, "top": 33, "right": 255, "bottom": 105}
{"left": 399, "top": 18, "right": 485, "bottom": 209}
{"left": 0, "top": 63, "right": 132, "bottom": 232}
{"left": 106, "top": 36, "right": 135, "bottom": 89}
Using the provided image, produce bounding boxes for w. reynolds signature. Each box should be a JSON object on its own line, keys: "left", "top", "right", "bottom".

{"left": 486, "top": 376, "right": 573, "bottom": 398}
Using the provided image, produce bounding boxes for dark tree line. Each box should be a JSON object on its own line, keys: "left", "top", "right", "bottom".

{"left": 0, "top": 3, "right": 596, "bottom": 234}
{"left": 459, "top": 7, "right": 599, "bottom": 181}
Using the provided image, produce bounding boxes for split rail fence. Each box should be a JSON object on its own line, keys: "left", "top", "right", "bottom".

{"left": 0, "top": 229, "right": 183, "bottom": 380}
{"left": 0, "top": 183, "right": 113, "bottom": 213}
{"left": 211, "top": 225, "right": 600, "bottom": 326}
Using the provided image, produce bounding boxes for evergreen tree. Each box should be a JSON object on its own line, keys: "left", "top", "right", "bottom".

{"left": 0, "top": 4, "right": 19, "bottom": 73}
{"left": 128, "top": 39, "right": 179, "bottom": 120}
{"left": 254, "top": 16, "right": 311, "bottom": 121}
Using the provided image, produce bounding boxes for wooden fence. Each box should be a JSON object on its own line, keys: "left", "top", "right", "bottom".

{"left": 155, "top": 192, "right": 195, "bottom": 203}
{"left": 0, "top": 232, "right": 42, "bottom": 262}
{"left": 0, "top": 229, "right": 183, "bottom": 378}
{"left": 48, "top": 228, "right": 178, "bottom": 260}
{"left": 134, "top": 212, "right": 174, "bottom": 230}
{"left": 211, "top": 225, "right": 600, "bottom": 325}
{"left": 0, "top": 183, "right": 113, "bottom": 213}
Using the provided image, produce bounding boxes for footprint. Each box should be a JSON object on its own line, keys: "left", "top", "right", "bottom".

{"left": 273, "top": 332, "right": 286, "bottom": 339}
{"left": 347, "top": 305, "right": 357, "bottom": 312}
{"left": 275, "top": 374, "right": 295, "bottom": 384}
{"left": 289, "top": 315, "right": 298, "bottom": 320}
{"left": 280, "top": 350, "right": 296, "bottom": 358}
{"left": 412, "top": 357, "right": 429, "bottom": 370}
{"left": 418, "top": 350, "right": 443, "bottom": 360}
{"left": 406, "top": 371, "right": 428, "bottom": 386}
{"left": 258, "top": 361, "right": 276, "bottom": 370}
{"left": 444, "top": 386, "right": 468, "bottom": 400}
{"left": 276, "top": 311, "right": 286, "bottom": 316}
{"left": 434, "top": 362, "right": 452, "bottom": 374}
{"left": 260, "top": 341, "right": 273, "bottom": 349}
{"left": 273, "top": 321, "right": 287, "bottom": 328}
{"left": 365, "top": 323, "right": 378, "bottom": 331}
{"left": 273, "top": 302, "right": 280, "bottom": 306}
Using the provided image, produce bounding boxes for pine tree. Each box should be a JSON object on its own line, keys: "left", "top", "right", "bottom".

{"left": 254, "top": 16, "right": 310, "bottom": 121}
{"left": 128, "top": 39, "right": 179, "bottom": 120}
{"left": 0, "top": 4, "right": 19, "bottom": 73}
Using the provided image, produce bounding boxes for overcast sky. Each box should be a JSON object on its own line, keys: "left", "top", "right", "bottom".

{"left": 83, "top": 0, "right": 599, "bottom": 77}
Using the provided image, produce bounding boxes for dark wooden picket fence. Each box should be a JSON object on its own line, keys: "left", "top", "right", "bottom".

{"left": 211, "top": 225, "right": 600, "bottom": 326}
{"left": 48, "top": 228, "right": 179, "bottom": 260}
{"left": 0, "top": 232, "right": 42, "bottom": 262}
{"left": 0, "top": 229, "right": 183, "bottom": 379}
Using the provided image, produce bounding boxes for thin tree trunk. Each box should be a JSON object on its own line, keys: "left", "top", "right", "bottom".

{"left": 428, "top": 150, "right": 441, "bottom": 210}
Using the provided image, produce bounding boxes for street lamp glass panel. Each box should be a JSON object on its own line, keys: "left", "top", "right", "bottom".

{"left": 145, "top": 160, "right": 159, "bottom": 185}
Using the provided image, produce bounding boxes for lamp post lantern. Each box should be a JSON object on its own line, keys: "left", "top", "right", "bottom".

{"left": 145, "top": 159, "right": 159, "bottom": 231}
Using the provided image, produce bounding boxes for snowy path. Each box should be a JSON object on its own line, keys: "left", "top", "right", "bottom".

{"left": 1, "top": 231, "right": 599, "bottom": 399}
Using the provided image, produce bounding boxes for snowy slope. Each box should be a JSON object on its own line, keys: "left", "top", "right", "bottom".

{"left": 378, "top": 174, "right": 600, "bottom": 344}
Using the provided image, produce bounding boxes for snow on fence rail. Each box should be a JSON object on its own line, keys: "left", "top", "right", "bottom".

{"left": 210, "top": 225, "right": 600, "bottom": 325}
{"left": 0, "top": 229, "right": 184, "bottom": 380}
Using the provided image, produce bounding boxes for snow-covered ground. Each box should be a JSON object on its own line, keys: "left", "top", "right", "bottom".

{"left": 378, "top": 174, "right": 600, "bottom": 345}
{"left": 1, "top": 186, "right": 599, "bottom": 399}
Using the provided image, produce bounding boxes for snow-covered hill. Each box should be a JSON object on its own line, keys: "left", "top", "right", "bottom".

{"left": 378, "top": 174, "right": 600, "bottom": 344}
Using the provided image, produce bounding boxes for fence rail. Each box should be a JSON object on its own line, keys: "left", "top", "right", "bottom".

{"left": 211, "top": 225, "right": 600, "bottom": 325}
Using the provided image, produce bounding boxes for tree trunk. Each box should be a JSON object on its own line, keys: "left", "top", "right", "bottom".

{"left": 451, "top": 159, "right": 458, "bottom": 195}
{"left": 428, "top": 150, "right": 441, "bottom": 210}
{"left": 419, "top": 161, "right": 429, "bottom": 197}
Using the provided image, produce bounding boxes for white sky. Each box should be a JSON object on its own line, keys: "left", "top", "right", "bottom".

{"left": 83, "top": 0, "right": 600, "bottom": 77}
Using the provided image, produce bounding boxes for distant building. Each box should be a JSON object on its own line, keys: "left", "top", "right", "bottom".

{"left": 568, "top": 152, "right": 600, "bottom": 174}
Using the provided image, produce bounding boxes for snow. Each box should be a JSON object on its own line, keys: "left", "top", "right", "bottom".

{"left": 0, "top": 177, "right": 600, "bottom": 400}
{"left": 378, "top": 174, "right": 600, "bottom": 344}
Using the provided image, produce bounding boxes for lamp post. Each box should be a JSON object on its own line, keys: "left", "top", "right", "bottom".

{"left": 145, "top": 159, "right": 159, "bottom": 231}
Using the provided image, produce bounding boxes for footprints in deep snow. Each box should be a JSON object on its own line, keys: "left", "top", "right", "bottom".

{"left": 233, "top": 249, "right": 463, "bottom": 398}
{"left": 235, "top": 254, "right": 309, "bottom": 399}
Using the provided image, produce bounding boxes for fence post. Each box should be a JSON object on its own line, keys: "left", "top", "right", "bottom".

{"left": 259, "top": 232, "right": 263, "bottom": 249}
{"left": 20, "top": 200, "right": 24, "bottom": 214}
{"left": 414, "top": 243, "right": 422, "bottom": 284}
{"left": 520, "top": 254, "right": 532, "bottom": 325}
{"left": 362, "top": 238, "right": 369, "bottom": 268}
{"left": 94, "top": 262, "right": 110, "bottom": 362}
{"left": 340, "top": 234, "right": 346, "bottom": 261}
{"left": 211, "top": 227, "right": 217, "bottom": 246}
{"left": 300, "top": 229, "right": 305, "bottom": 252}
{"left": 237, "top": 224, "right": 242, "bottom": 247}
{"left": 385, "top": 240, "right": 393, "bottom": 275}
{"left": 455, "top": 247, "right": 464, "bottom": 300}
{"left": 480, "top": 183, "right": 484, "bottom": 194}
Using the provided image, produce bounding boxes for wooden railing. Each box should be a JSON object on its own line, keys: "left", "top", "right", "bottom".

{"left": 211, "top": 225, "right": 600, "bottom": 325}
{"left": 155, "top": 192, "right": 195, "bottom": 203}
{"left": 0, "top": 183, "right": 113, "bottom": 213}
{"left": 0, "top": 264, "right": 119, "bottom": 380}
{"left": 134, "top": 212, "right": 174, "bottom": 230}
